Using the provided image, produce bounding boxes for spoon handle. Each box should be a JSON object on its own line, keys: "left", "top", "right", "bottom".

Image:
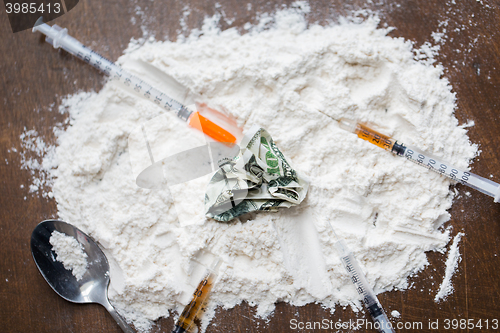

{"left": 102, "top": 299, "right": 135, "bottom": 333}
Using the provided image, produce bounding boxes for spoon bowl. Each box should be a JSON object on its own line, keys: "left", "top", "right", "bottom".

{"left": 31, "top": 220, "right": 134, "bottom": 332}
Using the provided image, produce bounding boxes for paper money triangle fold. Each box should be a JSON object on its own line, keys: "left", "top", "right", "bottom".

{"left": 205, "top": 126, "right": 309, "bottom": 222}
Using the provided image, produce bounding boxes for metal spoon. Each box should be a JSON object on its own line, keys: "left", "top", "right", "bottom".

{"left": 30, "top": 220, "right": 134, "bottom": 333}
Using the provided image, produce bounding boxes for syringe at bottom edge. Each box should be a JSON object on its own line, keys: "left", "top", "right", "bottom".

{"left": 330, "top": 224, "right": 396, "bottom": 333}
{"left": 172, "top": 258, "right": 222, "bottom": 333}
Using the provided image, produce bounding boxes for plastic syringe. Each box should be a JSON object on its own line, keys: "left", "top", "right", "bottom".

{"left": 32, "top": 18, "right": 236, "bottom": 144}
{"left": 328, "top": 223, "right": 395, "bottom": 333}
{"left": 338, "top": 118, "right": 500, "bottom": 203}
{"left": 172, "top": 258, "right": 221, "bottom": 333}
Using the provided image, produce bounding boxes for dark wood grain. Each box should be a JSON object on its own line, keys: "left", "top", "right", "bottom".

{"left": 1, "top": 1, "right": 499, "bottom": 332}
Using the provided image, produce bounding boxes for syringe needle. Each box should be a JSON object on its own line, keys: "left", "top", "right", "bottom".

{"left": 338, "top": 118, "right": 500, "bottom": 203}
{"left": 32, "top": 18, "right": 238, "bottom": 144}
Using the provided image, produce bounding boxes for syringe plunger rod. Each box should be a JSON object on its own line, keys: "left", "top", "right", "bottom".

{"left": 33, "top": 18, "right": 82, "bottom": 54}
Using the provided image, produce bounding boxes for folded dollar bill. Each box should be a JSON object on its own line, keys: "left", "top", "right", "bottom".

{"left": 205, "top": 125, "right": 309, "bottom": 222}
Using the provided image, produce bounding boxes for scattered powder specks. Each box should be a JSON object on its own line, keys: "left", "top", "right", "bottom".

{"left": 179, "top": 5, "right": 191, "bottom": 34}
{"left": 431, "top": 31, "right": 446, "bottom": 44}
{"left": 435, "top": 232, "right": 464, "bottom": 302}
{"left": 19, "top": 129, "right": 57, "bottom": 195}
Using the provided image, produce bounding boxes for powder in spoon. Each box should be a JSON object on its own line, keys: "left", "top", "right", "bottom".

{"left": 49, "top": 230, "right": 88, "bottom": 281}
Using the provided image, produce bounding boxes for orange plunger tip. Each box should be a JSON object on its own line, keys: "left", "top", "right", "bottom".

{"left": 188, "top": 112, "right": 237, "bottom": 144}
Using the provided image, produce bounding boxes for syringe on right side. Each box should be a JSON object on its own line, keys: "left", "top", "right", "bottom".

{"left": 338, "top": 118, "right": 500, "bottom": 203}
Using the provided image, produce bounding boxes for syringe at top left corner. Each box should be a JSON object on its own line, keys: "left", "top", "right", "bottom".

{"left": 32, "top": 17, "right": 243, "bottom": 144}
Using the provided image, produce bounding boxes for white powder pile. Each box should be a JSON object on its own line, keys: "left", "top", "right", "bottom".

{"left": 49, "top": 230, "right": 89, "bottom": 281}
{"left": 435, "top": 232, "right": 464, "bottom": 302}
{"left": 30, "top": 3, "right": 477, "bottom": 332}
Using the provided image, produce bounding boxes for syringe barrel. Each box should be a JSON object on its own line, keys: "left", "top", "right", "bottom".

{"left": 339, "top": 118, "right": 400, "bottom": 153}
{"left": 404, "top": 144, "right": 500, "bottom": 200}
{"left": 338, "top": 118, "right": 500, "bottom": 203}
{"left": 337, "top": 246, "right": 378, "bottom": 308}
{"left": 336, "top": 240, "right": 395, "bottom": 333}
{"left": 41, "top": 24, "right": 193, "bottom": 122}
{"left": 172, "top": 270, "right": 216, "bottom": 333}
{"left": 172, "top": 259, "right": 221, "bottom": 333}
{"left": 33, "top": 20, "right": 238, "bottom": 143}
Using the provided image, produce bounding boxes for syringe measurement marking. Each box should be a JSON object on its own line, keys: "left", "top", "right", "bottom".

{"left": 34, "top": 20, "right": 241, "bottom": 144}
{"left": 68, "top": 36, "right": 175, "bottom": 112}
{"left": 75, "top": 44, "right": 184, "bottom": 115}
{"left": 404, "top": 149, "right": 470, "bottom": 186}
{"left": 351, "top": 120, "right": 473, "bottom": 187}
{"left": 342, "top": 256, "right": 376, "bottom": 307}
{"left": 358, "top": 125, "right": 395, "bottom": 151}
{"left": 332, "top": 232, "right": 395, "bottom": 333}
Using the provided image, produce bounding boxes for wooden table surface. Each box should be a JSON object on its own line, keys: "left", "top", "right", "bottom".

{"left": 1, "top": 1, "right": 499, "bottom": 332}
